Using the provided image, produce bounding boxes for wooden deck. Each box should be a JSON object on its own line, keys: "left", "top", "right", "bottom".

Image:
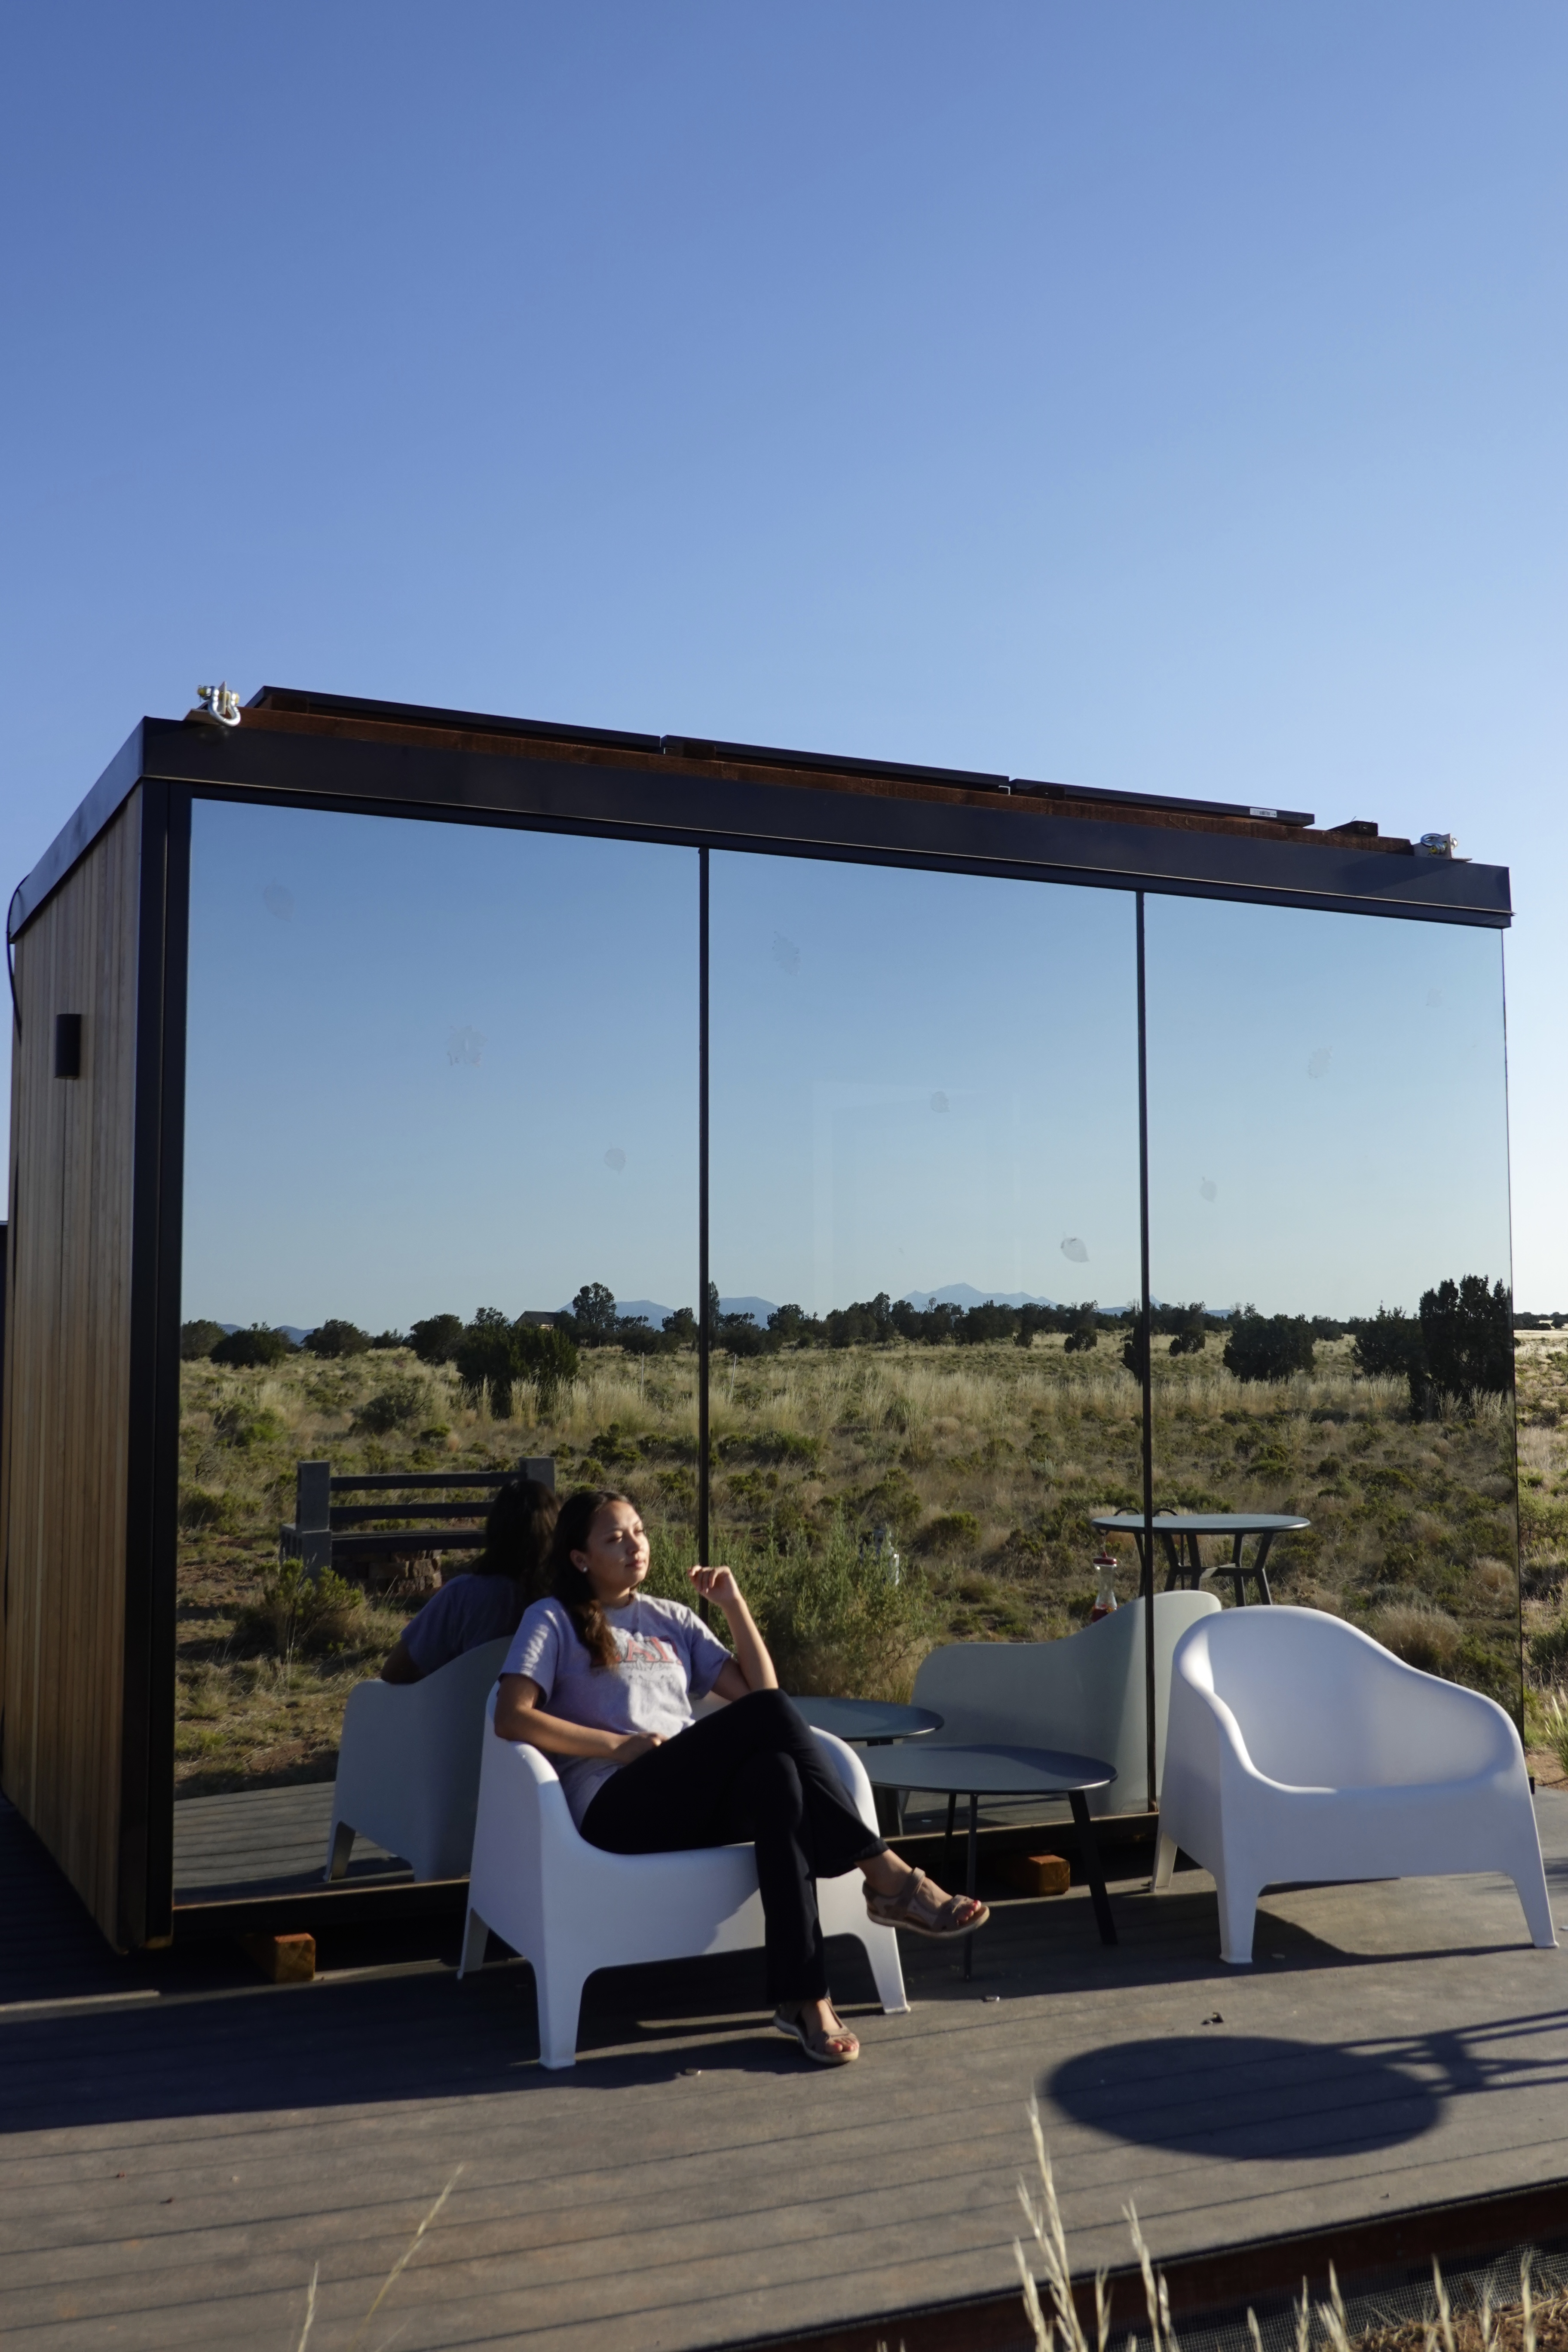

{"left": 2, "top": 1788, "right": 1567, "bottom": 2350}
{"left": 172, "top": 1784, "right": 409, "bottom": 1905}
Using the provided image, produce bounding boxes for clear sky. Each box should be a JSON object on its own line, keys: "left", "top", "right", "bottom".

{"left": 5, "top": 5, "right": 1564, "bottom": 1302}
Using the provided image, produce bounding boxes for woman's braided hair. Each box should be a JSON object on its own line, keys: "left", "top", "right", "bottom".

{"left": 545, "top": 1486, "right": 634, "bottom": 1670}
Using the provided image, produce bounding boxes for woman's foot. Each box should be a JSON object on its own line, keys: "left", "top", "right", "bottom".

{"left": 773, "top": 1998, "right": 861, "bottom": 2065}
{"left": 862, "top": 1855, "right": 990, "bottom": 1939}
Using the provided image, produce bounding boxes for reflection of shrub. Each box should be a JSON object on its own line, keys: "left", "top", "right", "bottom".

{"left": 354, "top": 1375, "right": 432, "bottom": 1436}
{"left": 306, "top": 1319, "right": 371, "bottom": 1358}
{"left": 234, "top": 1562, "right": 362, "bottom": 1659}
{"left": 213, "top": 1403, "right": 286, "bottom": 1449}
{"left": 1529, "top": 1617, "right": 1568, "bottom": 1681}
{"left": 1223, "top": 1315, "right": 1316, "bottom": 1384}
{"left": 178, "top": 1485, "right": 241, "bottom": 1533}
{"left": 410, "top": 1313, "right": 464, "bottom": 1365}
{"left": 180, "top": 1319, "right": 226, "bottom": 1361}
{"left": 1421, "top": 1276, "right": 1513, "bottom": 1408}
{"left": 211, "top": 1324, "right": 294, "bottom": 1369}
{"left": 742, "top": 1520, "right": 933, "bottom": 1700}
{"left": 917, "top": 1511, "right": 983, "bottom": 1557}
{"left": 455, "top": 1310, "right": 579, "bottom": 1416}
{"left": 1367, "top": 1601, "right": 1461, "bottom": 1675}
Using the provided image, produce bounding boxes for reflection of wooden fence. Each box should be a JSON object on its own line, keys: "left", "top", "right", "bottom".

{"left": 282, "top": 1457, "right": 555, "bottom": 1582}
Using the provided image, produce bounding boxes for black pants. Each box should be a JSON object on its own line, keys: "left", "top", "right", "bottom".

{"left": 579, "top": 1688, "right": 886, "bottom": 2002}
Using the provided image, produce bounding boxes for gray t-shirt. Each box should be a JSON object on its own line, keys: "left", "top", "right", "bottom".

{"left": 402, "top": 1574, "right": 524, "bottom": 1677}
{"left": 503, "top": 1593, "right": 732, "bottom": 1827}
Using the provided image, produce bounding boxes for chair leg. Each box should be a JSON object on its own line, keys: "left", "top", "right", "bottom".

{"left": 1510, "top": 1859, "right": 1559, "bottom": 1950}
{"left": 858, "top": 1923, "right": 910, "bottom": 2016}
{"left": 324, "top": 1818, "right": 355, "bottom": 1884}
{"left": 1214, "top": 1865, "right": 1259, "bottom": 1965}
{"left": 456, "top": 1905, "right": 490, "bottom": 1979}
{"left": 534, "top": 1961, "right": 587, "bottom": 2070}
{"left": 1152, "top": 1830, "right": 1177, "bottom": 1891}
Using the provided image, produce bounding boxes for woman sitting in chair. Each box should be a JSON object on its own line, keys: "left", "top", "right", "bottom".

{"left": 494, "top": 1486, "right": 989, "bottom": 2066}
{"left": 381, "top": 1476, "right": 559, "bottom": 1683}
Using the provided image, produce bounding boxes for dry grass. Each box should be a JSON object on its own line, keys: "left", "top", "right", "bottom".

{"left": 1016, "top": 2108, "right": 1561, "bottom": 2352}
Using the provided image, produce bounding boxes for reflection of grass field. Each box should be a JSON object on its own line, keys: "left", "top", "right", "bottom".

{"left": 177, "top": 1333, "right": 1527, "bottom": 1795}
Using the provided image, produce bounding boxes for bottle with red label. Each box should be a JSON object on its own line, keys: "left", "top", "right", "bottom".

{"left": 1090, "top": 1548, "right": 1118, "bottom": 1623}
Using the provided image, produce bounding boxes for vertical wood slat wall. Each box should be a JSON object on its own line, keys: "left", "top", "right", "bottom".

{"left": 0, "top": 793, "right": 141, "bottom": 1945}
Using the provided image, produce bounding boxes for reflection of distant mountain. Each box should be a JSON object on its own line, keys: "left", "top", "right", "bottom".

{"left": 906, "top": 1285, "right": 1061, "bottom": 1311}
{"left": 717, "top": 1296, "right": 778, "bottom": 1322}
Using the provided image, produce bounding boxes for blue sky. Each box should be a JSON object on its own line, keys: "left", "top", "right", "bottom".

{"left": 5, "top": 4, "right": 1564, "bottom": 1301}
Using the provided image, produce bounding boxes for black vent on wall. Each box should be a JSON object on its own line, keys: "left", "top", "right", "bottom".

{"left": 54, "top": 1014, "right": 81, "bottom": 1079}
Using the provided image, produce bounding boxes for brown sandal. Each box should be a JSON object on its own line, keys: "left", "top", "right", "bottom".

{"left": 773, "top": 2003, "right": 861, "bottom": 2065}
{"left": 866, "top": 1867, "right": 990, "bottom": 1939}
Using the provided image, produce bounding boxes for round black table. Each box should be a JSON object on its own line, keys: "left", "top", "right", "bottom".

{"left": 857, "top": 1743, "right": 1118, "bottom": 1977}
{"left": 791, "top": 1697, "right": 943, "bottom": 1745}
{"left": 1091, "top": 1511, "right": 1310, "bottom": 1605}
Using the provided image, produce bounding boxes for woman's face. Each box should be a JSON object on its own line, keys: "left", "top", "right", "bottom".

{"left": 573, "top": 1499, "right": 651, "bottom": 1604}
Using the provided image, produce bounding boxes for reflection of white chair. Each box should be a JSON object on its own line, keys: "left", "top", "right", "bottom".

{"left": 911, "top": 1592, "right": 1222, "bottom": 1816}
{"left": 458, "top": 1700, "right": 909, "bottom": 2069}
{"left": 325, "top": 1638, "right": 513, "bottom": 1884}
{"left": 1154, "top": 1608, "right": 1557, "bottom": 1963}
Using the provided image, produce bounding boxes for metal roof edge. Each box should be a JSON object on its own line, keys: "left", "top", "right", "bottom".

{"left": 8, "top": 723, "right": 147, "bottom": 940}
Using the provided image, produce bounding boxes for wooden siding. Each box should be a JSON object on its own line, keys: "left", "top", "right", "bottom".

{"left": 0, "top": 791, "right": 141, "bottom": 1943}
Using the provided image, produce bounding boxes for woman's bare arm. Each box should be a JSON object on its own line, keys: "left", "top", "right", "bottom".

{"left": 689, "top": 1568, "right": 778, "bottom": 1694}
{"left": 380, "top": 1638, "right": 422, "bottom": 1684}
{"left": 492, "top": 1672, "right": 659, "bottom": 1762}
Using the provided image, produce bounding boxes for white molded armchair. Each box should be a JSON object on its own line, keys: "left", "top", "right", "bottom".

{"left": 459, "top": 1700, "right": 909, "bottom": 2069}
{"left": 325, "top": 1636, "right": 514, "bottom": 1884}
{"left": 1154, "top": 1607, "right": 1556, "bottom": 1963}
{"left": 912, "top": 1591, "right": 1222, "bottom": 1815}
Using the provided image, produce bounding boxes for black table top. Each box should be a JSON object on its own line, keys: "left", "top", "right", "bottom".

{"left": 792, "top": 1697, "right": 943, "bottom": 1743}
{"left": 1091, "top": 1512, "right": 1309, "bottom": 1534}
{"left": 856, "top": 1743, "right": 1115, "bottom": 1797}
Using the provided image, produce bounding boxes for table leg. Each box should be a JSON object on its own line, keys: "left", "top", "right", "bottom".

{"left": 965, "top": 1792, "right": 979, "bottom": 1981}
{"left": 1251, "top": 1531, "right": 1276, "bottom": 1604}
{"left": 1069, "top": 1789, "right": 1117, "bottom": 1946}
{"left": 944, "top": 1790, "right": 957, "bottom": 1868}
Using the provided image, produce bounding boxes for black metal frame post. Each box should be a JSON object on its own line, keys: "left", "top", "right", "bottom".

{"left": 697, "top": 846, "right": 710, "bottom": 1585}
{"left": 1136, "top": 893, "right": 1158, "bottom": 1814}
{"left": 121, "top": 781, "right": 190, "bottom": 1947}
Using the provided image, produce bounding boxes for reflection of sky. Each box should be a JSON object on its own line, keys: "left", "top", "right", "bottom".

{"left": 183, "top": 802, "right": 698, "bottom": 1327}
{"left": 1145, "top": 897, "right": 1511, "bottom": 1316}
{"left": 182, "top": 803, "right": 1513, "bottom": 1331}
{"left": 710, "top": 854, "right": 1142, "bottom": 1314}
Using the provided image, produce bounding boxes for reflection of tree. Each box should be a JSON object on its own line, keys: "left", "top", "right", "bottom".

{"left": 1420, "top": 1277, "right": 1513, "bottom": 1411}
{"left": 1222, "top": 1312, "right": 1316, "bottom": 1383}
{"left": 454, "top": 1308, "right": 579, "bottom": 1416}
{"left": 1353, "top": 1278, "right": 1513, "bottom": 1414}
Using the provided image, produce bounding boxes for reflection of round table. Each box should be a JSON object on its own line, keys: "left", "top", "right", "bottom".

{"left": 858, "top": 1744, "right": 1118, "bottom": 1978}
{"left": 1091, "top": 1512, "right": 1309, "bottom": 1605}
{"left": 791, "top": 1697, "right": 944, "bottom": 1745}
{"left": 792, "top": 1697, "right": 943, "bottom": 1834}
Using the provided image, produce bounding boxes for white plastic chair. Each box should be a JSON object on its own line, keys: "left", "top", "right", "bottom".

{"left": 325, "top": 1637, "right": 514, "bottom": 1884}
{"left": 458, "top": 1699, "right": 910, "bottom": 2068}
{"left": 911, "top": 1591, "right": 1222, "bottom": 1816}
{"left": 1154, "top": 1606, "right": 1556, "bottom": 1963}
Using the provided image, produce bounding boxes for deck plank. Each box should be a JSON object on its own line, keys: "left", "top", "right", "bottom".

{"left": 0, "top": 1791, "right": 1565, "bottom": 2349}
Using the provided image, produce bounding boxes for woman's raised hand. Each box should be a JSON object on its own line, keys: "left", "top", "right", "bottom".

{"left": 689, "top": 1564, "right": 743, "bottom": 1612}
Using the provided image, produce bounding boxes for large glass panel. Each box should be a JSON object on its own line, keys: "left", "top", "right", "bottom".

{"left": 708, "top": 852, "right": 1142, "bottom": 1756}
{"left": 1145, "top": 897, "right": 1519, "bottom": 1713}
{"left": 176, "top": 801, "right": 698, "bottom": 1899}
